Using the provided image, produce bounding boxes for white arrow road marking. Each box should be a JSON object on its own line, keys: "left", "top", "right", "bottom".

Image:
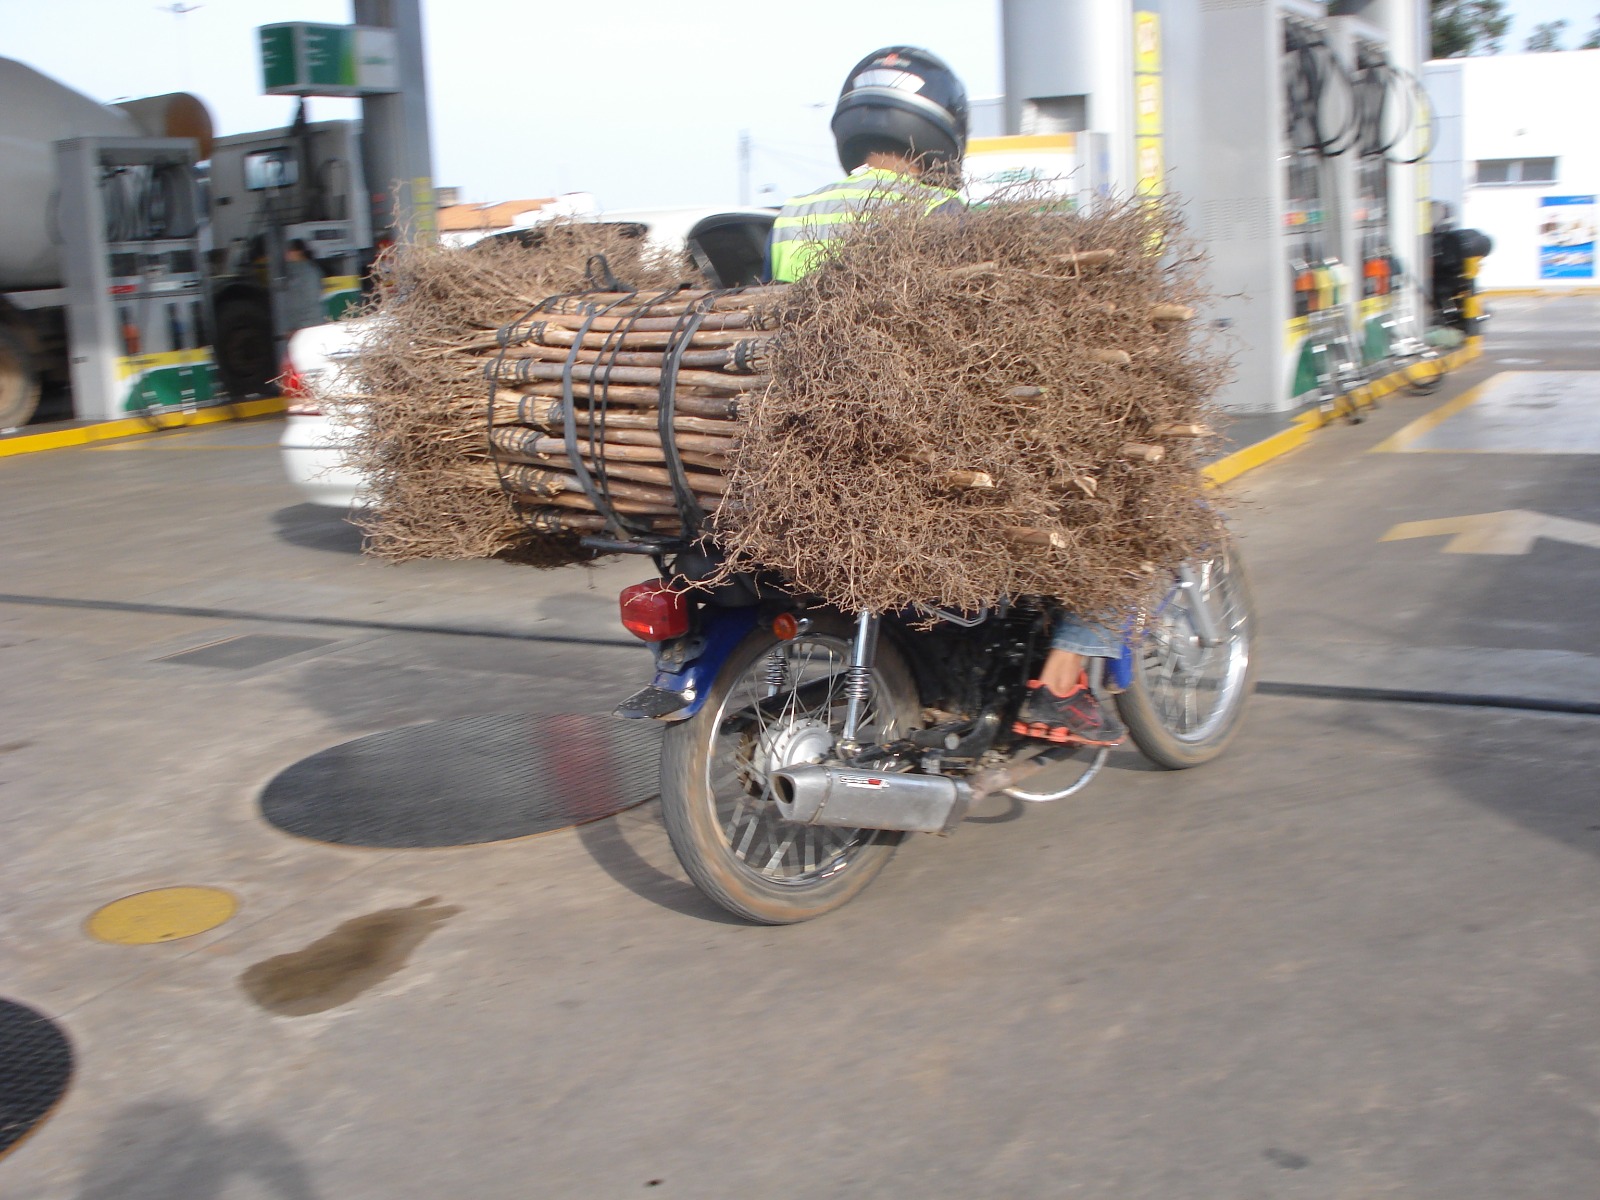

{"left": 1381, "top": 510, "right": 1600, "bottom": 555}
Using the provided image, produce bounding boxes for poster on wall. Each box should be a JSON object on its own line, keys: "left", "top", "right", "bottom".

{"left": 1539, "top": 195, "right": 1595, "bottom": 279}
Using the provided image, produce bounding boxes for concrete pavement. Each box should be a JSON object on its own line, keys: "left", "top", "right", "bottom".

{"left": 2, "top": 293, "right": 1598, "bottom": 1198}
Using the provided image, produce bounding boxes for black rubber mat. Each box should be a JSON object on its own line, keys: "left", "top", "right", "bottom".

{"left": 0, "top": 999, "right": 73, "bottom": 1160}
{"left": 260, "top": 714, "right": 663, "bottom": 847}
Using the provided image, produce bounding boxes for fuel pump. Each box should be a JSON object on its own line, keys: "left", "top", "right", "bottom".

{"left": 1279, "top": 12, "right": 1433, "bottom": 403}
{"left": 1282, "top": 14, "right": 1357, "bottom": 400}
{"left": 993, "top": 0, "right": 1433, "bottom": 416}
{"left": 54, "top": 137, "right": 216, "bottom": 422}
{"left": 1351, "top": 41, "right": 1433, "bottom": 361}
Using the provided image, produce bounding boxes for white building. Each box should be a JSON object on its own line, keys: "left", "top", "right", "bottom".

{"left": 1426, "top": 50, "right": 1600, "bottom": 290}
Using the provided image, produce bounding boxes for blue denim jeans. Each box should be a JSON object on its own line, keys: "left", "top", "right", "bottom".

{"left": 1049, "top": 612, "right": 1119, "bottom": 658}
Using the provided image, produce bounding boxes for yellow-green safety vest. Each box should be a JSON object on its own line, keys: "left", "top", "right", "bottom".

{"left": 769, "top": 166, "right": 960, "bottom": 283}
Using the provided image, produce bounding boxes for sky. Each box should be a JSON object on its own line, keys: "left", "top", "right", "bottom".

{"left": 3, "top": 0, "right": 1595, "bottom": 213}
{"left": 1, "top": 0, "right": 1003, "bottom": 211}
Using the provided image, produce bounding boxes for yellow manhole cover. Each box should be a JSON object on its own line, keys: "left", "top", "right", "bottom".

{"left": 87, "top": 887, "right": 238, "bottom": 945}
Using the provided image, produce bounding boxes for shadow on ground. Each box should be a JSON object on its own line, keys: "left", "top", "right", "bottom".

{"left": 73, "top": 1099, "right": 320, "bottom": 1200}
{"left": 270, "top": 505, "right": 365, "bottom": 555}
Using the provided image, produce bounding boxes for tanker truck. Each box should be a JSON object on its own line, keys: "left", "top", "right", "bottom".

{"left": 0, "top": 56, "right": 371, "bottom": 429}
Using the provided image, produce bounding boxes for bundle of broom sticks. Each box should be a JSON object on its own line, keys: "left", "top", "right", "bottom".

{"left": 471, "top": 285, "right": 779, "bottom": 535}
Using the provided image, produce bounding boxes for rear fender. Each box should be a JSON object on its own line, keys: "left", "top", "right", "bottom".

{"left": 621, "top": 607, "right": 762, "bottom": 721}
{"left": 1109, "top": 639, "right": 1136, "bottom": 691}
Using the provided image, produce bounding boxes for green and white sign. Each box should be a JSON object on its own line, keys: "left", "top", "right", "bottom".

{"left": 259, "top": 23, "right": 400, "bottom": 97}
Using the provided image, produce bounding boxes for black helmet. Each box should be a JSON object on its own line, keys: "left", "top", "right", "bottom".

{"left": 831, "top": 46, "right": 969, "bottom": 174}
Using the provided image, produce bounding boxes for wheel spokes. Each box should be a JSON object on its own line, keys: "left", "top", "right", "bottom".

{"left": 703, "top": 633, "right": 886, "bottom": 886}
{"left": 1139, "top": 554, "right": 1251, "bottom": 741}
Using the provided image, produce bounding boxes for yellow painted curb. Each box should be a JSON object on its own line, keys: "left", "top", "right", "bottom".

{"left": 1204, "top": 417, "right": 1316, "bottom": 486}
{"left": 0, "top": 397, "right": 287, "bottom": 458}
{"left": 1480, "top": 287, "right": 1600, "bottom": 298}
{"left": 1204, "top": 338, "right": 1483, "bottom": 485}
{"left": 87, "top": 886, "right": 239, "bottom": 945}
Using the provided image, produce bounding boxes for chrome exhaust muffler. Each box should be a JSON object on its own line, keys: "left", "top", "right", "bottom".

{"left": 771, "top": 765, "right": 969, "bottom": 835}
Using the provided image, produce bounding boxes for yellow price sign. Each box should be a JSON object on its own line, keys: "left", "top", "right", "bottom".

{"left": 1135, "top": 11, "right": 1161, "bottom": 74}
{"left": 1136, "top": 136, "right": 1165, "bottom": 196}
{"left": 1135, "top": 74, "right": 1162, "bottom": 137}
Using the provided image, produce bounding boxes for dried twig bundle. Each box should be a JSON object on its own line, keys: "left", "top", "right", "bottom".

{"left": 709, "top": 192, "right": 1231, "bottom": 615}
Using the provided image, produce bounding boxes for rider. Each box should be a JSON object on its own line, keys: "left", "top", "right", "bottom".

{"left": 770, "top": 46, "right": 1125, "bottom": 748}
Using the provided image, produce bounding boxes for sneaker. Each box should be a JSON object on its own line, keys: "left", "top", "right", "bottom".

{"left": 1012, "top": 675, "right": 1127, "bottom": 746}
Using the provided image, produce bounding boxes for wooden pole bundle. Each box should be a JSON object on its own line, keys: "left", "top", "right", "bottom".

{"left": 474, "top": 286, "right": 764, "bottom": 533}
{"left": 489, "top": 432, "right": 728, "bottom": 494}
{"left": 498, "top": 383, "right": 748, "bottom": 420}
{"left": 490, "top": 395, "right": 747, "bottom": 437}
{"left": 489, "top": 358, "right": 765, "bottom": 393}
{"left": 499, "top": 337, "right": 772, "bottom": 375}
{"left": 489, "top": 423, "right": 735, "bottom": 464}
{"left": 504, "top": 433, "right": 728, "bottom": 471}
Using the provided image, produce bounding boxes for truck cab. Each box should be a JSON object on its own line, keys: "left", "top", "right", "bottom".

{"left": 205, "top": 118, "right": 373, "bottom": 399}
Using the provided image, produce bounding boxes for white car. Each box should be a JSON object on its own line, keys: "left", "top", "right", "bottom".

{"left": 277, "top": 320, "right": 369, "bottom": 509}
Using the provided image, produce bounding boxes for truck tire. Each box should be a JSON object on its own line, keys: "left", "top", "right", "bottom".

{"left": 213, "top": 294, "right": 277, "bottom": 400}
{"left": 0, "top": 322, "right": 42, "bottom": 429}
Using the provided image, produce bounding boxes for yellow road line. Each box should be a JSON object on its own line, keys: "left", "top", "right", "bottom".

{"left": 86, "top": 442, "right": 279, "bottom": 452}
{"left": 0, "top": 397, "right": 286, "bottom": 458}
{"left": 1370, "top": 374, "right": 1497, "bottom": 453}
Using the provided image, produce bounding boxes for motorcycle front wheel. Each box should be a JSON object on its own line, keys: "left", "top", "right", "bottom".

{"left": 1116, "top": 541, "right": 1258, "bottom": 769}
{"left": 660, "top": 614, "right": 919, "bottom": 924}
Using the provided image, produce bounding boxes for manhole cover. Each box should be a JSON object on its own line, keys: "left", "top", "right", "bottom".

{"left": 261, "top": 714, "right": 663, "bottom": 847}
{"left": 0, "top": 999, "right": 73, "bottom": 1161}
{"left": 87, "top": 887, "right": 239, "bottom": 945}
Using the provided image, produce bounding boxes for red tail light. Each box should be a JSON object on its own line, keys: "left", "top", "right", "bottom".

{"left": 278, "top": 356, "right": 321, "bottom": 416}
{"left": 619, "top": 580, "right": 689, "bottom": 642}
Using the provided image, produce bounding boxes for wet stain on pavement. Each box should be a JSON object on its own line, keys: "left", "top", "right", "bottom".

{"left": 239, "top": 897, "right": 460, "bottom": 1017}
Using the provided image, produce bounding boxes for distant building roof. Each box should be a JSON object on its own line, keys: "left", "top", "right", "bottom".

{"left": 436, "top": 198, "right": 556, "bottom": 232}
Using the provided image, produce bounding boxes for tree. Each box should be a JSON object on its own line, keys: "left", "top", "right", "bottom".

{"left": 1525, "top": 19, "right": 1568, "bottom": 50}
{"left": 1431, "top": 0, "right": 1511, "bottom": 57}
{"left": 1582, "top": 12, "right": 1600, "bottom": 48}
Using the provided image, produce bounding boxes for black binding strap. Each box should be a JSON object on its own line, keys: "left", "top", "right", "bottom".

{"left": 485, "top": 263, "right": 635, "bottom": 528}
{"left": 560, "top": 284, "right": 689, "bottom": 538}
{"left": 656, "top": 295, "right": 720, "bottom": 532}
{"left": 557, "top": 296, "right": 641, "bottom": 537}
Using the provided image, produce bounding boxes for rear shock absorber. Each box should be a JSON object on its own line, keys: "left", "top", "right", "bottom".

{"left": 839, "top": 610, "right": 881, "bottom": 753}
{"left": 762, "top": 648, "right": 790, "bottom": 695}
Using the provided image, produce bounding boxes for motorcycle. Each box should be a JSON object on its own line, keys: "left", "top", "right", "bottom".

{"left": 610, "top": 538, "right": 1257, "bottom": 924}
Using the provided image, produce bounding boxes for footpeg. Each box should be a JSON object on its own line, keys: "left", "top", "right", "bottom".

{"left": 613, "top": 684, "right": 692, "bottom": 720}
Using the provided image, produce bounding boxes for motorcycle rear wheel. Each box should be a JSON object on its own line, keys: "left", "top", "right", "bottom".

{"left": 1116, "top": 542, "right": 1258, "bottom": 769}
{"left": 660, "top": 615, "right": 919, "bottom": 924}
